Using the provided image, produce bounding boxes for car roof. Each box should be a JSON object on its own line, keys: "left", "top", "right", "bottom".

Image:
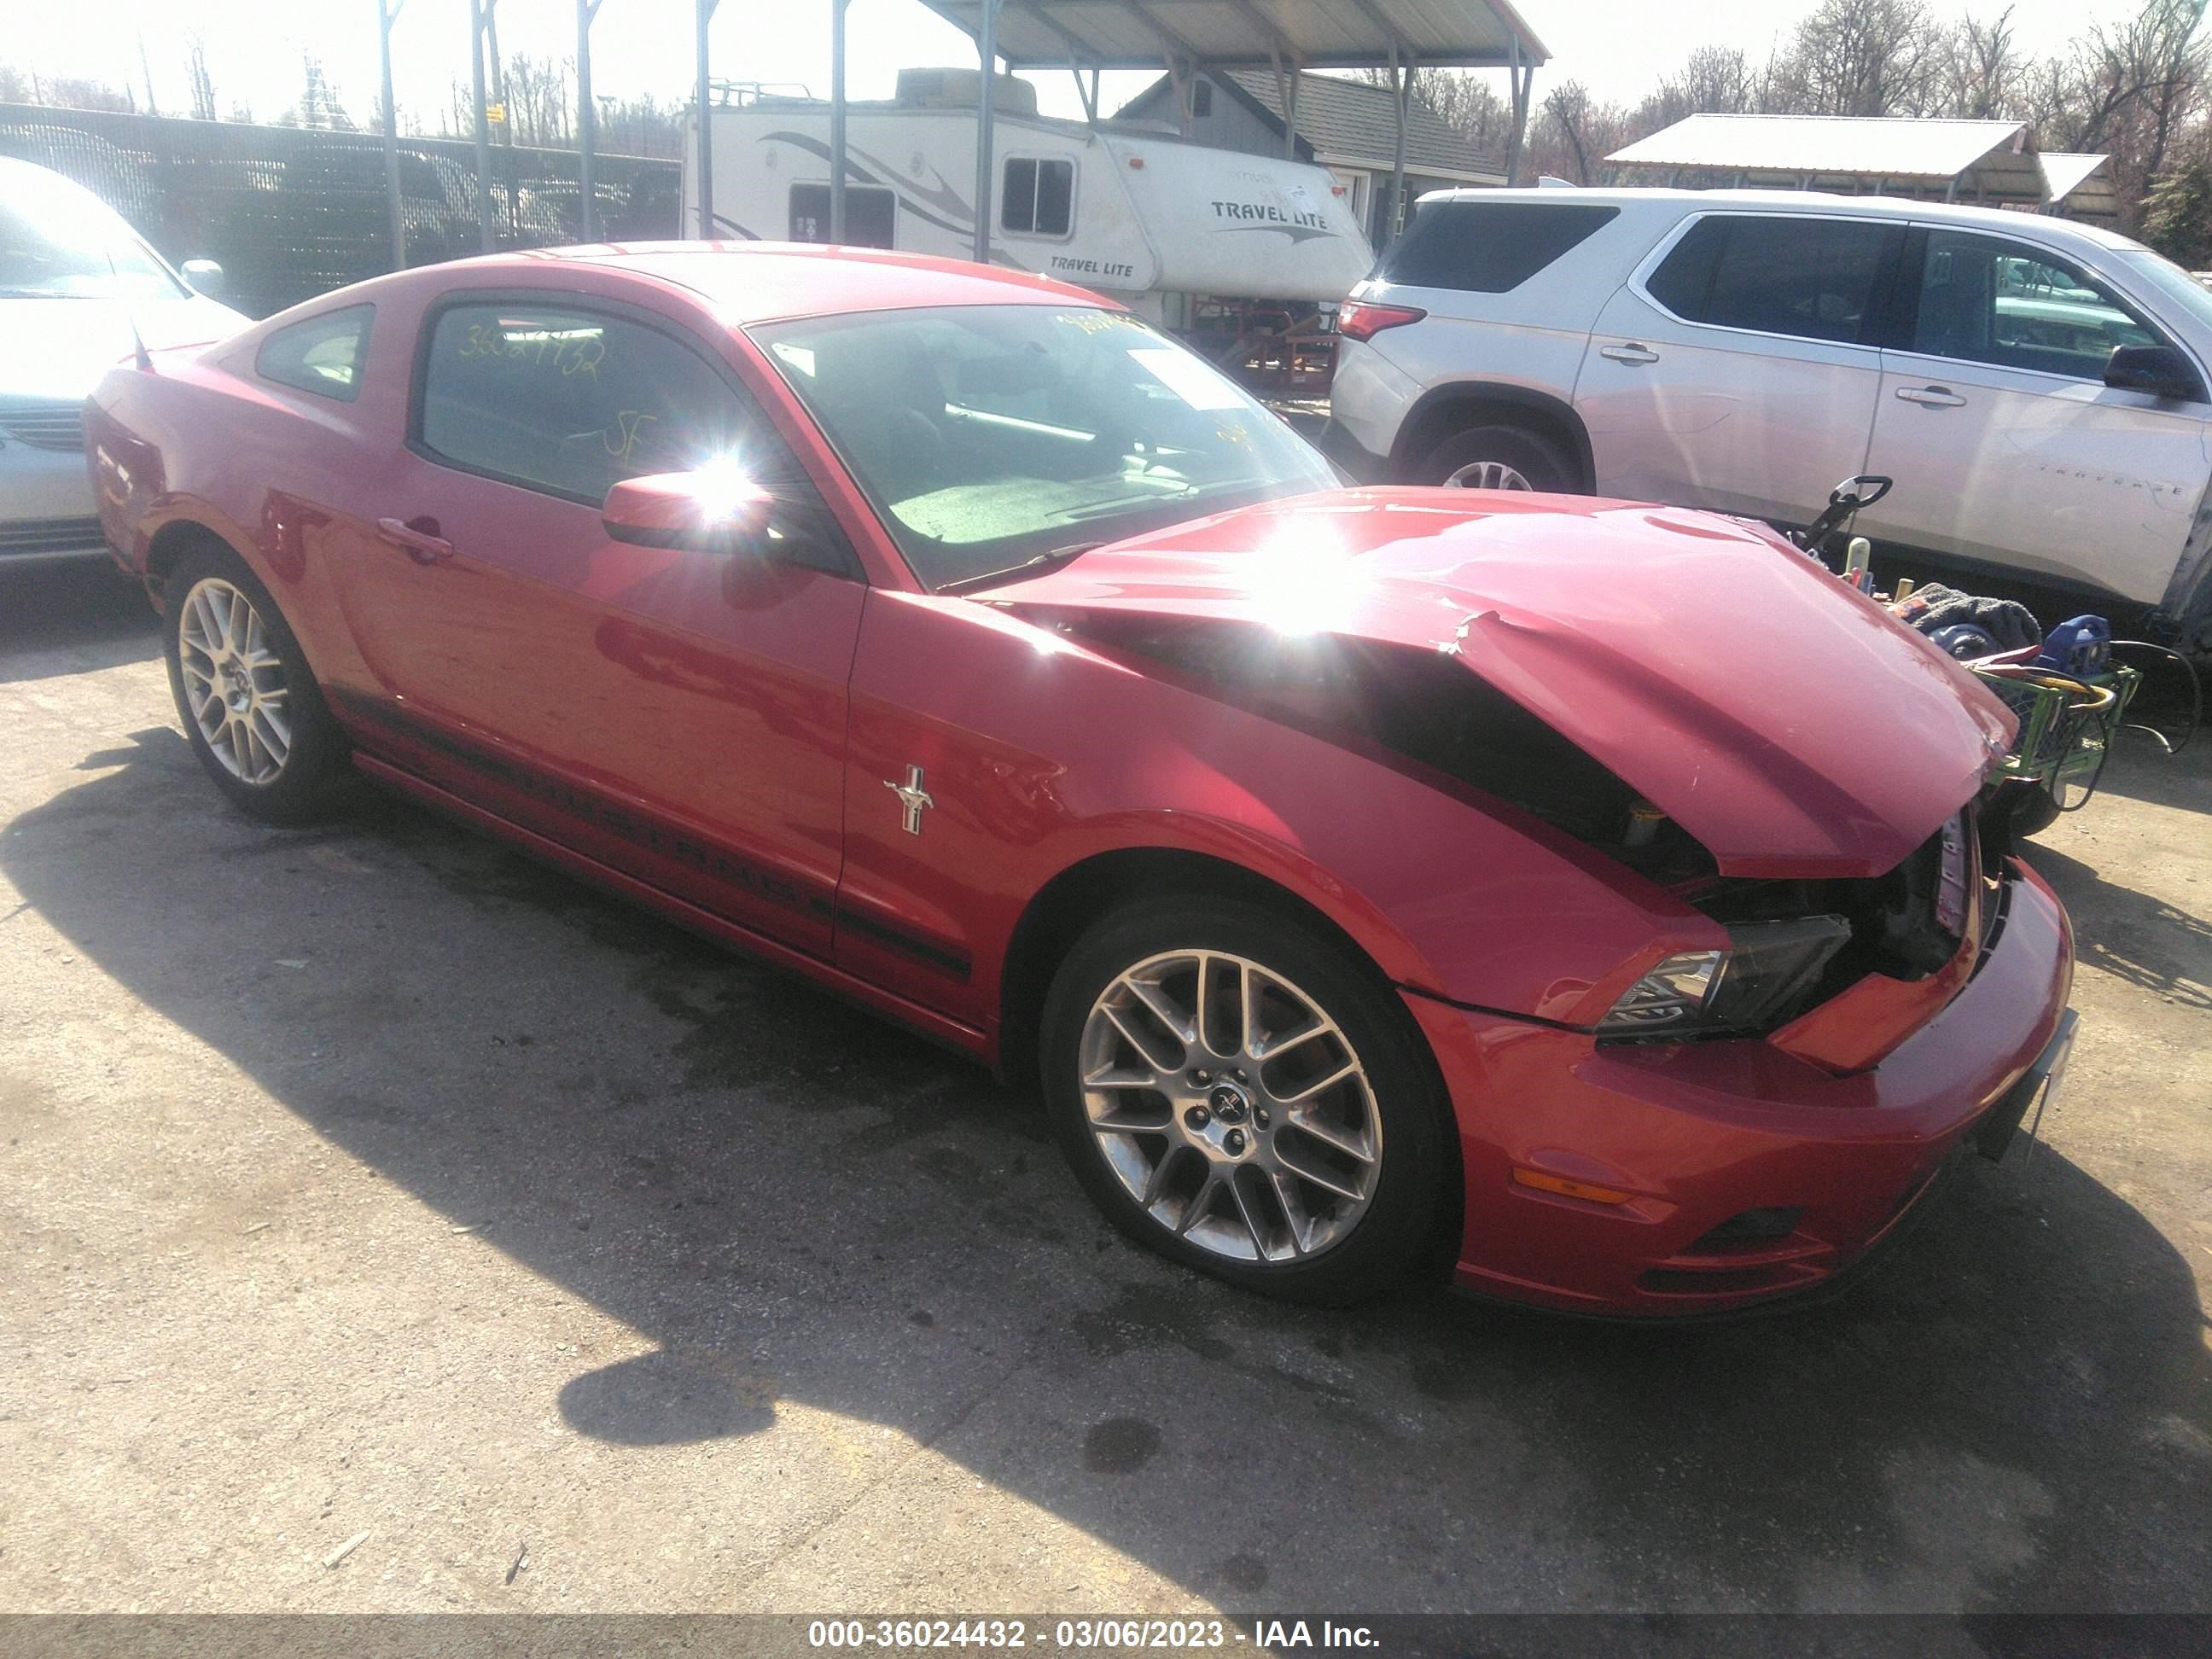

{"left": 0, "top": 154, "right": 115, "bottom": 207}
{"left": 1412, "top": 185, "right": 2150, "bottom": 253}
{"left": 454, "top": 241, "right": 1116, "bottom": 323}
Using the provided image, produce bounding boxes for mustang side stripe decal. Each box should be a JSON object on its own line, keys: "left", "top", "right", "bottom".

{"left": 327, "top": 689, "right": 971, "bottom": 980}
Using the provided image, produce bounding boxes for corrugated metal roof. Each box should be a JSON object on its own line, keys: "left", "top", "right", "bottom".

{"left": 1608, "top": 114, "right": 2031, "bottom": 183}
{"left": 2044, "top": 151, "right": 2114, "bottom": 218}
{"left": 1119, "top": 70, "right": 1499, "bottom": 177}
{"left": 916, "top": 1, "right": 1548, "bottom": 72}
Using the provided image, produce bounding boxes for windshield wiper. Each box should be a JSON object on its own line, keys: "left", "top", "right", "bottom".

{"left": 936, "top": 541, "right": 1104, "bottom": 597}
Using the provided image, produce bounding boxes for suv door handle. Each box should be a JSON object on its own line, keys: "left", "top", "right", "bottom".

{"left": 1599, "top": 342, "right": 1660, "bottom": 364}
{"left": 1895, "top": 384, "right": 1967, "bottom": 407}
{"left": 376, "top": 516, "right": 455, "bottom": 565}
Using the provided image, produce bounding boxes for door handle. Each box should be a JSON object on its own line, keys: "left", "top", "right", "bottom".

{"left": 1895, "top": 385, "right": 1967, "bottom": 408}
{"left": 376, "top": 516, "right": 455, "bottom": 565}
{"left": 1599, "top": 342, "right": 1661, "bottom": 364}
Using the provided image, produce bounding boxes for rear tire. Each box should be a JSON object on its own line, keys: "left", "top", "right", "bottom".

{"left": 1416, "top": 423, "right": 1577, "bottom": 493}
{"left": 1040, "top": 895, "right": 1457, "bottom": 1306}
{"left": 164, "top": 542, "right": 346, "bottom": 825}
{"left": 2176, "top": 573, "right": 2212, "bottom": 667}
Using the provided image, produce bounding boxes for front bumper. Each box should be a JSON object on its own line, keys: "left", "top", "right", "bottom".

{"left": 1, "top": 516, "right": 112, "bottom": 566}
{"left": 3, "top": 422, "right": 112, "bottom": 566}
{"left": 1315, "top": 416, "right": 1391, "bottom": 486}
{"left": 1407, "top": 859, "right": 2075, "bottom": 1317}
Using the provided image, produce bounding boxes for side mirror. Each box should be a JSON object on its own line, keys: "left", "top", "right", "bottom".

{"left": 180, "top": 259, "right": 228, "bottom": 300}
{"left": 2104, "top": 343, "right": 2197, "bottom": 400}
{"left": 601, "top": 467, "right": 773, "bottom": 552}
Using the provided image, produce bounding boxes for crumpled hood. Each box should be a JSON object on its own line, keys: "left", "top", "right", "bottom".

{"left": 991, "top": 488, "right": 2017, "bottom": 878}
{"left": 0, "top": 294, "right": 244, "bottom": 399}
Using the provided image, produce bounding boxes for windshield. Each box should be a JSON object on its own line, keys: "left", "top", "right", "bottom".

{"left": 2115, "top": 247, "right": 2212, "bottom": 339}
{"left": 0, "top": 170, "right": 183, "bottom": 300}
{"left": 749, "top": 304, "right": 1338, "bottom": 591}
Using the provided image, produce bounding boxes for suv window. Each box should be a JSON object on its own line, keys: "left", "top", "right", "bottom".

{"left": 1377, "top": 201, "right": 1617, "bottom": 293}
{"left": 1911, "top": 229, "right": 2165, "bottom": 381}
{"left": 416, "top": 300, "right": 851, "bottom": 569}
{"left": 257, "top": 305, "right": 373, "bottom": 403}
{"left": 1648, "top": 215, "right": 1901, "bottom": 345}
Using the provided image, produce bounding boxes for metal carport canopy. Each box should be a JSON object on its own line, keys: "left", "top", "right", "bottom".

{"left": 905, "top": 2, "right": 1548, "bottom": 259}
{"left": 914, "top": 1, "right": 1550, "bottom": 71}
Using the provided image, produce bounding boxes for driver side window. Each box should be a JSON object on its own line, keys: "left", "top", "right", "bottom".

{"left": 416, "top": 299, "right": 851, "bottom": 571}
{"left": 1912, "top": 230, "right": 2161, "bottom": 381}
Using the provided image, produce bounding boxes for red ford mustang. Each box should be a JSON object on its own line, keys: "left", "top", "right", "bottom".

{"left": 86, "top": 245, "right": 2075, "bottom": 1314}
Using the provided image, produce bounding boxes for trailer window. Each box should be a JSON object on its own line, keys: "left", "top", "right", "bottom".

{"left": 1002, "top": 157, "right": 1074, "bottom": 238}
{"left": 789, "top": 183, "right": 896, "bottom": 248}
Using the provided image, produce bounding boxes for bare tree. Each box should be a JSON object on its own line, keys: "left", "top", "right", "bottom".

{"left": 2020, "top": 0, "right": 2208, "bottom": 225}
{"left": 1675, "top": 45, "right": 1765, "bottom": 116}
{"left": 1349, "top": 67, "right": 1515, "bottom": 159}
{"left": 1532, "top": 79, "right": 1632, "bottom": 184}
{"left": 2127, "top": 0, "right": 2210, "bottom": 191}
{"left": 1769, "top": 0, "right": 1941, "bottom": 116}
{"left": 283, "top": 54, "right": 356, "bottom": 131}
{"left": 1481, "top": 0, "right": 2210, "bottom": 229}
{"left": 42, "top": 77, "right": 134, "bottom": 114}
{"left": 445, "top": 78, "right": 473, "bottom": 142}
{"left": 503, "top": 54, "right": 575, "bottom": 149}
{"left": 185, "top": 34, "right": 218, "bottom": 122}
{"left": 1932, "top": 8, "right": 2029, "bottom": 119}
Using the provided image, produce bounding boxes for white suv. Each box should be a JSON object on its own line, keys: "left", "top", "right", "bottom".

{"left": 1324, "top": 187, "right": 2212, "bottom": 653}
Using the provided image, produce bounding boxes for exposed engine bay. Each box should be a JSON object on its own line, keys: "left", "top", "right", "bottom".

{"left": 1053, "top": 612, "right": 1990, "bottom": 1033}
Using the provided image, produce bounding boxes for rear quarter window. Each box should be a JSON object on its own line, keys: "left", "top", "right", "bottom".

{"left": 1377, "top": 202, "right": 1619, "bottom": 293}
{"left": 257, "top": 305, "right": 374, "bottom": 403}
{"left": 1646, "top": 215, "right": 1902, "bottom": 346}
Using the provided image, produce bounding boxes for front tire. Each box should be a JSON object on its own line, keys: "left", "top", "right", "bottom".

{"left": 164, "top": 543, "right": 345, "bottom": 824}
{"left": 2003, "top": 786, "right": 2064, "bottom": 839}
{"left": 1040, "top": 896, "right": 1457, "bottom": 1305}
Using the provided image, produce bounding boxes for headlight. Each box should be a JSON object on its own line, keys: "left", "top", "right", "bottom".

{"left": 1598, "top": 916, "right": 1853, "bottom": 1037}
{"left": 1601, "top": 950, "right": 1725, "bottom": 1029}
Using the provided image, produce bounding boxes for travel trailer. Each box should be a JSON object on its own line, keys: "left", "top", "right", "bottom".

{"left": 682, "top": 70, "right": 1375, "bottom": 385}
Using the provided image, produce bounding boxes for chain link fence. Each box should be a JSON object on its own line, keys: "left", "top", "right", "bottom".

{"left": 0, "top": 104, "right": 683, "bottom": 318}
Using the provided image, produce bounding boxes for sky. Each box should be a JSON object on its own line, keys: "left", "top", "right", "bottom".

{"left": 2, "top": 1, "right": 2169, "bottom": 137}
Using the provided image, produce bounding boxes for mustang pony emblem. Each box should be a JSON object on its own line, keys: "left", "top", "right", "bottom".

{"left": 884, "top": 765, "right": 934, "bottom": 835}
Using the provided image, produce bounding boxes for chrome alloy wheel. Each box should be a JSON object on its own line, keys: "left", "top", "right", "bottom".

{"left": 1078, "top": 950, "right": 1383, "bottom": 1264}
{"left": 177, "top": 576, "right": 292, "bottom": 787}
{"left": 1442, "top": 459, "right": 1533, "bottom": 490}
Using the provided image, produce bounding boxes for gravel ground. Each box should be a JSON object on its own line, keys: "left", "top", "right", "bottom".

{"left": 0, "top": 561, "right": 2205, "bottom": 1617}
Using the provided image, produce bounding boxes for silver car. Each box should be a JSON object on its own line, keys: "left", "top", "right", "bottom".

{"left": 1327, "top": 187, "right": 2212, "bottom": 656}
{"left": 1, "top": 157, "right": 245, "bottom": 568}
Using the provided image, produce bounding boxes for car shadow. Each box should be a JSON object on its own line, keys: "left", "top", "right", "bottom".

{"left": 4, "top": 728, "right": 2208, "bottom": 1612}
{"left": 0, "top": 562, "right": 159, "bottom": 682}
{"left": 2080, "top": 723, "right": 2212, "bottom": 817}
{"left": 2025, "top": 842, "right": 2210, "bottom": 1012}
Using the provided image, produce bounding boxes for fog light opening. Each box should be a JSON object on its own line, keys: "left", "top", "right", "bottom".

{"left": 1686, "top": 1206, "right": 1806, "bottom": 1253}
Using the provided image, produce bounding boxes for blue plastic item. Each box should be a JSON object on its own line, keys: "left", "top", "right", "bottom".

{"left": 2033, "top": 614, "right": 2112, "bottom": 677}
{"left": 1930, "top": 622, "right": 2000, "bottom": 660}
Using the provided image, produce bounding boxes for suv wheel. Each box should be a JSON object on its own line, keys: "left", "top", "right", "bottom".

{"left": 1417, "top": 424, "right": 1577, "bottom": 493}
